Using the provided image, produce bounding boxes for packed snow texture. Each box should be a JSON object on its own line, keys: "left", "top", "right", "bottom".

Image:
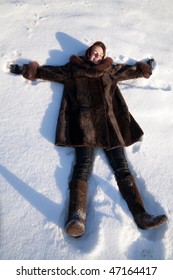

{"left": 0, "top": 0, "right": 173, "bottom": 260}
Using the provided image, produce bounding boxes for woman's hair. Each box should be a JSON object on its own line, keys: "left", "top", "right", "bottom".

{"left": 85, "top": 41, "right": 106, "bottom": 59}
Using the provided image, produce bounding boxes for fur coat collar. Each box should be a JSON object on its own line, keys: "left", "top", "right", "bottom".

{"left": 70, "top": 55, "right": 113, "bottom": 75}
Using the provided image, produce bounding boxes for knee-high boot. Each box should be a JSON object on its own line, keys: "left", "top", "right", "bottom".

{"left": 117, "top": 175, "right": 168, "bottom": 229}
{"left": 65, "top": 179, "right": 88, "bottom": 237}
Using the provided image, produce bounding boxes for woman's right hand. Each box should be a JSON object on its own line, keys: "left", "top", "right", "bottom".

{"left": 10, "top": 64, "right": 23, "bottom": 75}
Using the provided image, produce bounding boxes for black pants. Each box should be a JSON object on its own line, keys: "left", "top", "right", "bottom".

{"left": 71, "top": 146, "right": 131, "bottom": 182}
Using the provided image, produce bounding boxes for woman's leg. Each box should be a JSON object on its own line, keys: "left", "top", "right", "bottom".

{"left": 72, "top": 147, "right": 94, "bottom": 182}
{"left": 104, "top": 146, "right": 131, "bottom": 180}
{"left": 105, "top": 147, "right": 167, "bottom": 229}
{"left": 66, "top": 147, "right": 94, "bottom": 237}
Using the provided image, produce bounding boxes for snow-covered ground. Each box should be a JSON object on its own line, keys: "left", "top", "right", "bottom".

{"left": 1, "top": 0, "right": 173, "bottom": 261}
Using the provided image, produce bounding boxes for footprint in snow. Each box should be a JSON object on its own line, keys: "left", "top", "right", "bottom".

{"left": 14, "top": 1, "right": 28, "bottom": 8}
{"left": 24, "top": 13, "right": 49, "bottom": 36}
{"left": 140, "top": 248, "right": 154, "bottom": 259}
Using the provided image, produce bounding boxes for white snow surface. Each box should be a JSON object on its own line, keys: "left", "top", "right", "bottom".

{"left": 0, "top": 0, "right": 173, "bottom": 260}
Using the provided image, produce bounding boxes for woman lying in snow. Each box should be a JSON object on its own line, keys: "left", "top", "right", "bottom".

{"left": 10, "top": 41, "right": 168, "bottom": 237}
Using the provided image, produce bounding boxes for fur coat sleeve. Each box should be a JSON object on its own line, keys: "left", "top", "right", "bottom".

{"left": 110, "top": 61, "right": 152, "bottom": 83}
{"left": 22, "top": 62, "right": 72, "bottom": 83}
{"left": 36, "top": 64, "right": 72, "bottom": 83}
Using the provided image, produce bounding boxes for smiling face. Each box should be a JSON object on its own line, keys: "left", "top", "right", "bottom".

{"left": 89, "top": 46, "right": 104, "bottom": 64}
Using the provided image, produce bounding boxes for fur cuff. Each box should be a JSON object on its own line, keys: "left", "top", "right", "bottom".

{"left": 22, "top": 61, "right": 40, "bottom": 80}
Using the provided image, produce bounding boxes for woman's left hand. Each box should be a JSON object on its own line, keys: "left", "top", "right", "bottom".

{"left": 137, "top": 61, "right": 152, "bottom": 78}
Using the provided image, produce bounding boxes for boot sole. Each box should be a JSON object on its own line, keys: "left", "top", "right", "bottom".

{"left": 136, "top": 215, "right": 168, "bottom": 230}
{"left": 65, "top": 220, "right": 85, "bottom": 237}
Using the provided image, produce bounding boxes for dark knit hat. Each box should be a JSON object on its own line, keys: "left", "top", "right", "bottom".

{"left": 85, "top": 41, "right": 106, "bottom": 59}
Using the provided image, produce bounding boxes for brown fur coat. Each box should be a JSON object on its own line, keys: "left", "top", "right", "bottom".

{"left": 22, "top": 56, "right": 152, "bottom": 149}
